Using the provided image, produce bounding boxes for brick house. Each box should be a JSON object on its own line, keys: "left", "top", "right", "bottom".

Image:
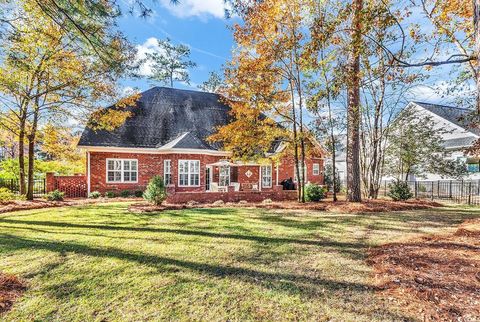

{"left": 78, "top": 87, "right": 325, "bottom": 203}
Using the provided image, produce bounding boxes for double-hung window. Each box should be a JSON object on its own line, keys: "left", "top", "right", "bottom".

{"left": 178, "top": 160, "right": 200, "bottom": 186}
{"left": 313, "top": 163, "right": 320, "bottom": 175}
{"left": 261, "top": 165, "right": 272, "bottom": 188}
{"left": 219, "top": 165, "right": 230, "bottom": 187}
{"left": 294, "top": 162, "right": 307, "bottom": 183}
{"left": 164, "top": 160, "right": 172, "bottom": 185}
{"left": 106, "top": 159, "right": 137, "bottom": 183}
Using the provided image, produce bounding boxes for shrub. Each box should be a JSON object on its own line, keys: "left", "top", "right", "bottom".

{"left": 134, "top": 190, "right": 144, "bottom": 198}
{"left": 388, "top": 180, "right": 413, "bottom": 201}
{"left": 46, "top": 189, "right": 64, "bottom": 201}
{"left": 105, "top": 191, "right": 116, "bottom": 198}
{"left": 120, "top": 190, "right": 131, "bottom": 198}
{"left": 89, "top": 191, "right": 101, "bottom": 199}
{"left": 0, "top": 188, "right": 15, "bottom": 203}
{"left": 305, "top": 184, "right": 327, "bottom": 202}
{"left": 262, "top": 198, "right": 273, "bottom": 204}
{"left": 143, "top": 176, "right": 167, "bottom": 205}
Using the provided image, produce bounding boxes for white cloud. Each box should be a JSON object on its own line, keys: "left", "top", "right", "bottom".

{"left": 159, "top": 0, "right": 228, "bottom": 20}
{"left": 406, "top": 81, "right": 476, "bottom": 105}
{"left": 135, "top": 37, "right": 166, "bottom": 76}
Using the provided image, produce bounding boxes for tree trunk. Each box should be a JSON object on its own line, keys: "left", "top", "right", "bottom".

{"left": 26, "top": 137, "right": 35, "bottom": 200}
{"left": 346, "top": 0, "right": 363, "bottom": 202}
{"left": 475, "top": 0, "right": 480, "bottom": 113}
{"left": 26, "top": 108, "right": 39, "bottom": 200}
{"left": 18, "top": 124, "right": 26, "bottom": 195}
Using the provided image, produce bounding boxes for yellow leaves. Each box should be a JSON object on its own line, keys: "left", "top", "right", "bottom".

{"left": 88, "top": 109, "right": 132, "bottom": 132}
{"left": 115, "top": 92, "right": 142, "bottom": 108}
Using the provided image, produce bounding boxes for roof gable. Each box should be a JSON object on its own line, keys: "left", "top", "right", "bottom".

{"left": 412, "top": 101, "right": 479, "bottom": 136}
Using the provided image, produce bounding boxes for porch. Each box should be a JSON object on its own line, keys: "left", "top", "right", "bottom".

{"left": 204, "top": 160, "right": 296, "bottom": 193}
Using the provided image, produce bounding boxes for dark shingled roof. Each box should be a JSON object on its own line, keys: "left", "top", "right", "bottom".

{"left": 413, "top": 101, "right": 479, "bottom": 136}
{"left": 79, "top": 87, "right": 234, "bottom": 150}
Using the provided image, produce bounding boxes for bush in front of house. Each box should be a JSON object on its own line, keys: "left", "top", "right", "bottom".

{"left": 120, "top": 190, "right": 131, "bottom": 198}
{"left": 388, "top": 180, "right": 413, "bottom": 201}
{"left": 46, "top": 189, "right": 64, "bottom": 201}
{"left": 134, "top": 190, "right": 144, "bottom": 198}
{"left": 89, "top": 191, "right": 101, "bottom": 199}
{"left": 105, "top": 191, "right": 116, "bottom": 198}
{"left": 0, "top": 187, "right": 16, "bottom": 203}
{"left": 305, "top": 184, "right": 327, "bottom": 202}
{"left": 143, "top": 176, "right": 167, "bottom": 206}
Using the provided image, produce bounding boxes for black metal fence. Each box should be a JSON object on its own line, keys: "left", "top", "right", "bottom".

{"left": 0, "top": 178, "right": 46, "bottom": 196}
{"left": 381, "top": 180, "right": 480, "bottom": 205}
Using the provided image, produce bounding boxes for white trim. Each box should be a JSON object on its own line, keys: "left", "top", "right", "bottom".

{"left": 87, "top": 151, "right": 91, "bottom": 195}
{"left": 78, "top": 145, "right": 230, "bottom": 156}
{"left": 313, "top": 163, "right": 320, "bottom": 176}
{"left": 276, "top": 161, "right": 279, "bottom": 185}
{"left": 178, "top": 159, "right": 201, "bottom": 187}
{"left": 106, "top": 158, "right": 138, "bottom": 184}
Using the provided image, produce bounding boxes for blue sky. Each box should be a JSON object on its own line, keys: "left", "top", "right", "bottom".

{"left": 115, "top": 0, "right": 474, "bottom": 109}
{"left": 117, "top": 0, "right": 235, "bottom": 93}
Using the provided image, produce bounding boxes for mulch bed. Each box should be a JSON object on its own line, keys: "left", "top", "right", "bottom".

{"left": 0, "top": 198, "right": 142, "bottom": 214}
{"left": 368, "top": 219, "right": 480, "bottom": 321}
{"left": 0, "top": 273, "right": 26, "bottom": 315}
{"left": 129, "top": 199, "right": 443, "bottom": 214}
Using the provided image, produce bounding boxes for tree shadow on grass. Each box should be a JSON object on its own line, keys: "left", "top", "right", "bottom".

{"left": 0, "top": 233, "right": 409, "bottom": 320}
{"left": 0, "top": 218, "right": 365, "bottom": 250}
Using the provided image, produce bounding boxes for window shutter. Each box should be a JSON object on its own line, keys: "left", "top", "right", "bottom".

{"left": 231, "top": 167, "right": 238, "bottom": 182}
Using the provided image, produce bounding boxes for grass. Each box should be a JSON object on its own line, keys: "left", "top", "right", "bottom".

{"left": 0, "top": 202, "right": 479, "bottom": 321}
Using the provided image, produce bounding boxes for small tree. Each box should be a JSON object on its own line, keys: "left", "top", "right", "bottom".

{"left": 198, "top": 71, "right": 223, "bottom": 93}
{"left": 388, "top": 180, "right": 413, "bottom": 201}
{"left": 385, "top": 108, "right": 450, "bottom": 181}
{"left": 323, "top": 164, "right": 341, "bottom": 194}
{"left": 143, "top": 175, "right": 167, "bottom": 206}
{"left": 145, "top": 38, "right": 196, "bottom": 88}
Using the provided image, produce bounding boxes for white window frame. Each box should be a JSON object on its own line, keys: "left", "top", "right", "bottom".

{"left": 294, "top": 162, "right": 307, "bottom": 183}
{"left": 164, "top": 159, "right": 172, "bottom": 185}
{"left": 178, "top": 160, "right": 200, "bottom": 187}
{"left": 313, "top": 163, "right": 320, "bottom": 176}
{"left": 219, "top": 165, "right": 230, "bottom": 187}
{"left": 261, "top": 165, "right": 272, "bottom": 188}
{"left": 106, "top": 158, "right": 138, "bottom": 183}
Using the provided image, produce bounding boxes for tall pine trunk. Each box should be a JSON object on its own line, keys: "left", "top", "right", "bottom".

{"left": 475, "top": 0, "right": 480, "bottom": 113}
{"left": 26, "top": 107, "right": 39, "bottom": 200}
{"left": 18, "top": 125, "right": 26, "bottom": 195}
{"left": 346, "top": 0, "right": 363, "bottom": 202}
{"left": 26, "top": 138, "right": 35, "bottom": 200}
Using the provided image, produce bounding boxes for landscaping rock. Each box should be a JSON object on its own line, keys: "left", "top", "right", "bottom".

{"left": 212, "top": 200, "right": 224, "bottom": 206}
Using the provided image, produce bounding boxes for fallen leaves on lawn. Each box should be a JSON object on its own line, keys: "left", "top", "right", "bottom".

{"left": 368, "top": 219, "right": 480, "bottom": 321}
{"left": 0, "top": 273, "right": 26, "bottom": 315}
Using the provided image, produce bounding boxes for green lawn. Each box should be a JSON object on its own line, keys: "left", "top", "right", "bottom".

{"left": 0, "top": 203, "right": 479, "bottom": 321}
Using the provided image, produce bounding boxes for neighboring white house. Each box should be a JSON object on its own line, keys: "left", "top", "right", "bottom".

{"left": 393, "top": 101, "right": 479, "bottom": 181}
{"left": 328, "top": 101, "right": 480, "bottom": 183}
